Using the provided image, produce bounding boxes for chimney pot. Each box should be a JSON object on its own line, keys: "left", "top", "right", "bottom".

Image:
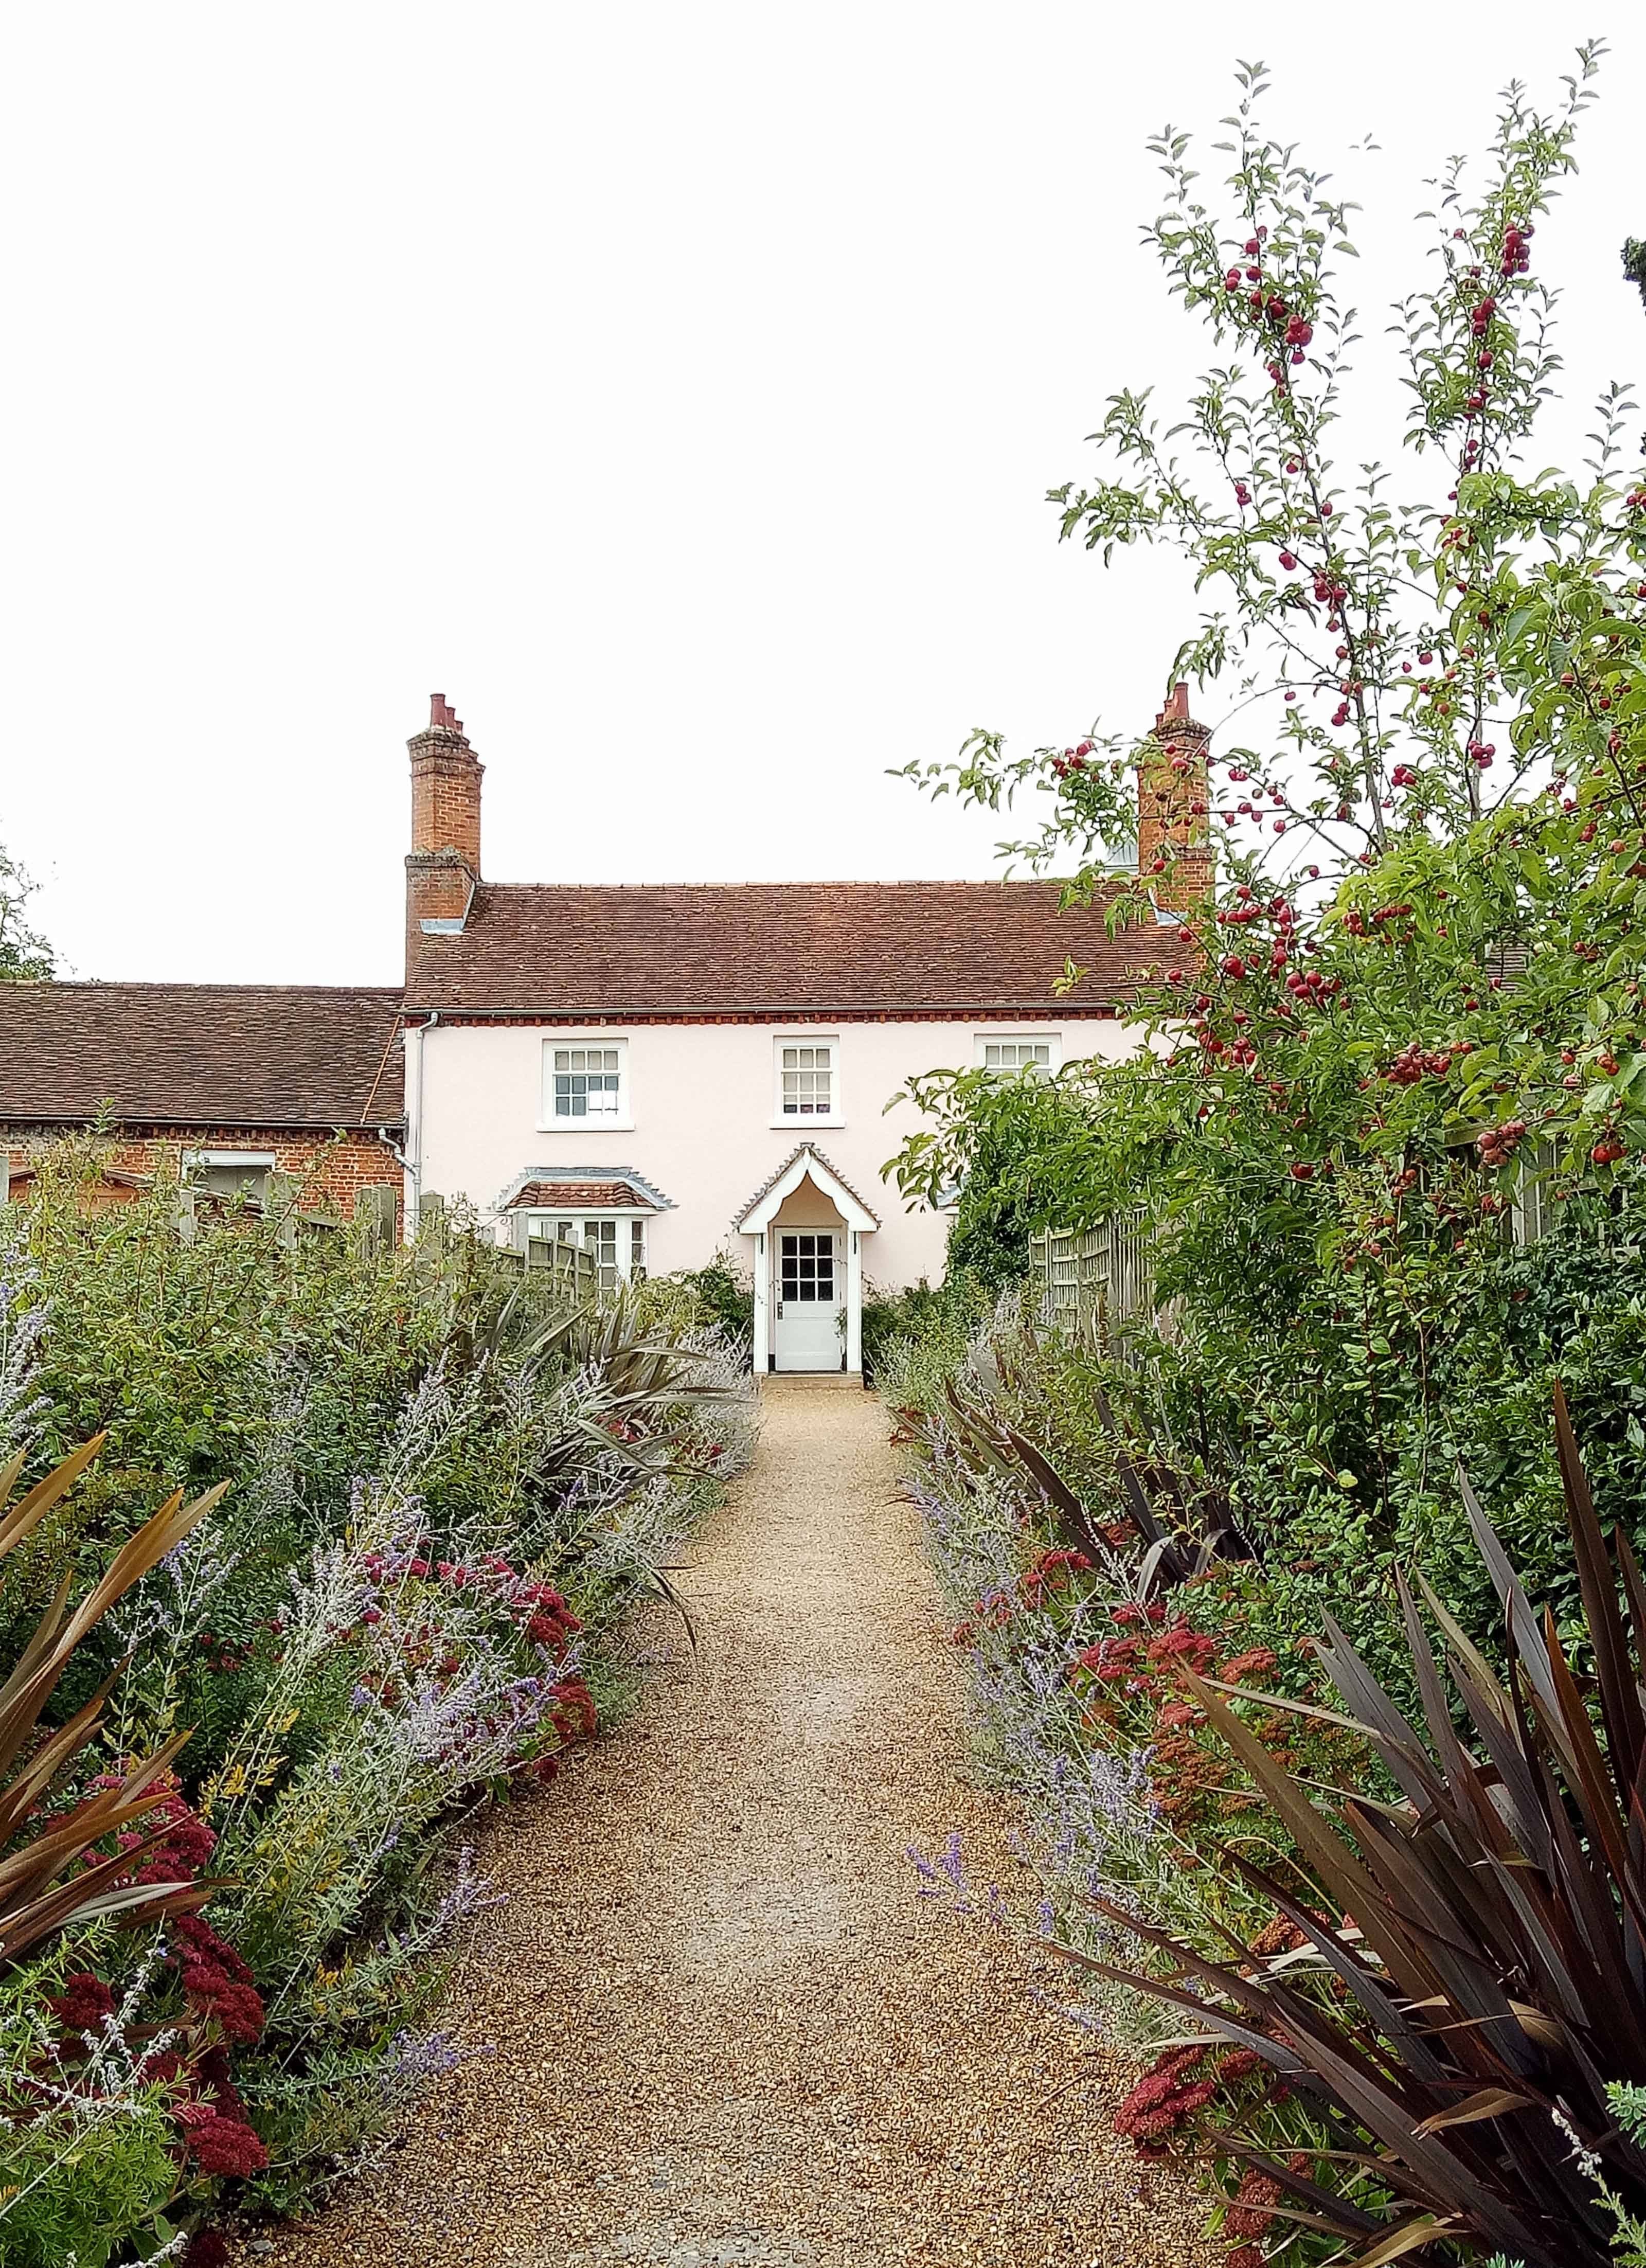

{"left": 1153, "top": 681, "right": 1192, "bottom": 733}
{"left": 408, "top": 692, "right": 483, "bottom": 880}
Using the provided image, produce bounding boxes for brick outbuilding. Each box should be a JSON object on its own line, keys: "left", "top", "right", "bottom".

{"left": 0, "top": 981, "right": 405, "bottom": 1224}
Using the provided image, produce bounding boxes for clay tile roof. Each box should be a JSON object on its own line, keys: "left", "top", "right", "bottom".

{"left": 506, "top": 1179, "right": 657, "bottom": 1211}
{"left": 407, "top": 879, "right": 1160, "bottom": 1015}
{"left": 0, "top": 984, "right": 405, "bottom": 1128}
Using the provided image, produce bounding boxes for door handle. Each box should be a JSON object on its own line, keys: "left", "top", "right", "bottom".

{"left": 777, "top": 1300, "right": 784, "bottom": 1317}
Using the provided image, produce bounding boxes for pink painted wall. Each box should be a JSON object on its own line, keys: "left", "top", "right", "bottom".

{"left": 413, "top": 1017, "right": 1139, "bottom": 1292}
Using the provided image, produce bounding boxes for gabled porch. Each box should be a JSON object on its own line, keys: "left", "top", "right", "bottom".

{"left": 735, "top": 1143, "right": 879, "bottom": 1376}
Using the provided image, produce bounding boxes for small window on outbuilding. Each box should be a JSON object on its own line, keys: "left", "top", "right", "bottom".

{"left": 185, "top": 1152, "right": 275, "bottom": 1208}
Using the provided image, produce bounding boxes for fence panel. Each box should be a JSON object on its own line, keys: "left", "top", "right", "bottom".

{"left": 1029, "top": 1211, "right": 1155, "bottom": 1343}
{"left": 525, "top": 1234, "right": 598, "bottom": 1299}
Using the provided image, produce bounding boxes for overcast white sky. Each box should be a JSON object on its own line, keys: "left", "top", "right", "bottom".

{"left": 3, "top": 4, "right": 1642, "bottom": 985}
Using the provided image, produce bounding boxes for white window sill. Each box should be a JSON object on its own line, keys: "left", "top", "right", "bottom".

{"left": 770, "top": 1117, "right": 846, "bottom": 1131}
{"left": 535, "top": 1120, "right": 636, "bottom": 1134}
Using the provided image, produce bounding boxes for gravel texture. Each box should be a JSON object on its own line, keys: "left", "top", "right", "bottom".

{"left": 265, "top": 1379, "right": 1213, "bottom": 2268}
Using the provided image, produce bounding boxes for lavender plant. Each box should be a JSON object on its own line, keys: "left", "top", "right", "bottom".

{"left": 0, "top": 1954, "right": 183, "bottom": 2267}
{"left": 0, "top": 1218, "right": 48, "bottom": 1460}
{"left": 0, "top": 1158, "right": 759, "bottom": 2243}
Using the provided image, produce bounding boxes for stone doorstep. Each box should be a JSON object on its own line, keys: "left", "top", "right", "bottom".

{"left": 758, "top": 1373, "right": 866, "bottom": 1394}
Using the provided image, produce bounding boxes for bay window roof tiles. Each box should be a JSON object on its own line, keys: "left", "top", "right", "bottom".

{"left": 506, "top": 1180, "right": 657, "bottom": 1212}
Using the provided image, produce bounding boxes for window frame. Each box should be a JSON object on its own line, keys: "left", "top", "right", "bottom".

{"left": 182, "top": 1149, "right": 277, "bottom": 1205}
{"left": 975, "top": 1031, "right": 1062, "bottom": 1075}
{"left": 770, "top": 1033, "right": 844, "bottom": 1128}
{"left": 539, "top": 1036, "right": 633, "bottom": 1131}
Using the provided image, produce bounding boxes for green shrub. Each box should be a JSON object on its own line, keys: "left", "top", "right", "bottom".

{"left": 0, "top": 1152, "right": 758, "bottom": 2242}
{"left": 658, "top": 1256, "right": 754, "bottom": 1347}
{"left": 861, "top": 1269, "right": 992, "bottom": 1389}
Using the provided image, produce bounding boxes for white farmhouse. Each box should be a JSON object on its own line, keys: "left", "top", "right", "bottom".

{"left": 403, "top": 691, "right": 1208, "bottom": 1376}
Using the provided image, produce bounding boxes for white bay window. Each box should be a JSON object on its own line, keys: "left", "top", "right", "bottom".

{"left": 520, "top": 1212, "right": 647, "bottom": 1294}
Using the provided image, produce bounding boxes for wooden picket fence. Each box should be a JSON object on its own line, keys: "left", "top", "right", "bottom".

{"left": 416, "top": 1191, "right": 599, "bottom": 1300}
{"left": 1027, "top": 1211, "right": 1155, "bottom": 1341}
{"left": 0, "top": 1162, "right": 601, "bottom": 1299}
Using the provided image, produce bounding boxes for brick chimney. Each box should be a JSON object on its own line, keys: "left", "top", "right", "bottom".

{"left": 1137, "top": 683, "right": 1212, "bottom": 907}
{"left": 406, "top": 695, "right": 482, "bottom": 961}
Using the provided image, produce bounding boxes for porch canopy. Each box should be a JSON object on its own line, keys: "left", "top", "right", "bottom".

{"left": 735, "top": 1143, "right": 878, "bottom": 1375}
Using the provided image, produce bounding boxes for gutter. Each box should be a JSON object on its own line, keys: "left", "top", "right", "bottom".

{"left": 0, "top": 1115, "right": 407, "bottom": 1133}
{"left": 397, "top": 1001, "right": 1127, "bottom": 1022}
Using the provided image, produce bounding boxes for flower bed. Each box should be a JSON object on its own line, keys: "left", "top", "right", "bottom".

{"left": 888, "top": 1298, "right": 1398, "bottom": 2260}
{"left": 888, "top": 1294, "right": 1646, "bottom": 2265}
{"left": 0, "top": 1163, "right": 755, "bottom": 2265}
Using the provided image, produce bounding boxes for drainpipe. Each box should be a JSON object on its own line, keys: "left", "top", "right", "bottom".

{"left": 405, "top": 1010, "right": 440, "bottom": 1239}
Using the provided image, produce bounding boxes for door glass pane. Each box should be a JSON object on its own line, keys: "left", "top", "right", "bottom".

{"left": 779, "top": 1231, "right": 834, "bottom": 1301}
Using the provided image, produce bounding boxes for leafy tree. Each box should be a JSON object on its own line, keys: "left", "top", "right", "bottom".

{"left": 0, "top": 842, "right": 55, "bottom": 981}
{"left": 898, "top": 1062, "right": 1105, "bottom": 1286}
{"left": 891, "top": 48, "right": 1646, "bottom": 1644}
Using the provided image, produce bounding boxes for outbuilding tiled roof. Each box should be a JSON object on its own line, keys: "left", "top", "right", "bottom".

{"left": 406, "top": 879, "right": 1156, "bottom": 1016}
{"left": 0, "top": 984, "right": 405, "bottom": 1128}
{"left": 506, "top": 1179, "right": 658, "bottom": 1212}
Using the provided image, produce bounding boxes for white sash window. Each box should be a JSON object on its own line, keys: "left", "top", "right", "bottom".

{"left": 773, "top": 1037, "right": 842, "bottom": 1124}
{"left": 977, "top": 1033, "right": 1059, "bottom": 1074}
{"left": 541, "top": 1038, "right": 631, "bottom": 1127}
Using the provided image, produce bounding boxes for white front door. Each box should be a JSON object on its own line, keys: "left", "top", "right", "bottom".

{"left": 774, "top": 1230, "right": 842, "bottom": 1371}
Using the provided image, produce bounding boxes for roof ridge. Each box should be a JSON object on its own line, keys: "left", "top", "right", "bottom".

{"left": 3, "top": 979, "right": 404, "bottom": 998}
{"left": 469, "top": 878, "right": 1093, "bottom": 895}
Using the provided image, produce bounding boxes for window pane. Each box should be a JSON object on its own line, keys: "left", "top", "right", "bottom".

{"left": 554, "top": 1069, "right": 620, "bottom": 1118}
{"left": 549, "top": 1044, "right": 623, "bottom": 1117}
{"left": 778, "top": 1043, "right": 833, "bottom": 1114}
{"left": 985, "top": 1037, "right": 1052, "bottom": 1070}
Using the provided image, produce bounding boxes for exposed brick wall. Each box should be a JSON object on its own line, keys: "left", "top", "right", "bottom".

{"left": 409, "top": 700, "right": 482, "bottom": 873}
{"left": 1138, "top": 682, "right": 1214, "bottom": 905}
{"left": 407, "top": 698, "right": 484, "bottom": 981}
{"left": 4, "top": 1127, "right": 403, "bottom": 1229}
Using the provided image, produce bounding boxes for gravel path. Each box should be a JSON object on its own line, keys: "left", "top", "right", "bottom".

{"left": 265, "top": 1380, "right": 1211, "bottom": 2268}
